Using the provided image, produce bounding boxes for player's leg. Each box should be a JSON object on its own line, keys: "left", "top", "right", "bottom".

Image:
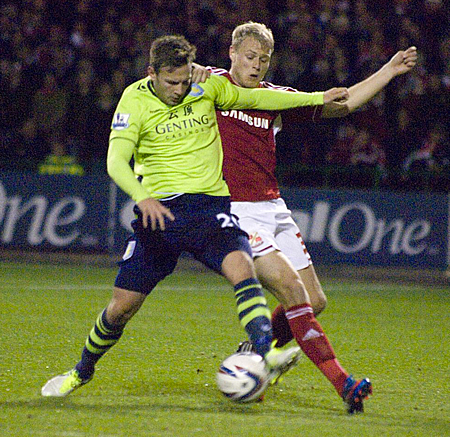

{"left": 255, "top": 250, "right": 341, "bottom": 375}
{"left": 232, "top": 200, "right": 309, "bottom": 344}
{"left": 267, "top": 207, "right": 326, "bottom": 344}
{"left": 42, "top": 229, "right": 178, "bottom": 397}
{"left": 220, "top": 249, "right": 301, "bottom": 380}
{"left": 194, "top": 197, "right": 274, "bottom": 358}
{"left": 221, "top": 249, "right": 272, "bottom": 356}
{"left": 41, "top": 287, "right": 147, "bottom": 398}
{"left": 255, "top": 250, "right": 305, "bottom": 347}
{"left": 255, "top": 250, "right": 371, "bottom": 412}
{"left": 242, "top": 203, "right": 372, "bottom": 411}
{"left": 73, "top": 287, "right": 147, "bottom": 380}
{"left": 274, "top": 215, "right": 327, "bottom": 315}
{"left": 270, "top": 264, "right": 327, "bottom": 346}
{"left": 197, "top": 219, "right": 299, "bottom": 377}
{"left": 196, "top": 196, "right": 301, "bottom": 380}
{"left": 255, "top": 250, "right": 310, "bottom": 308}
{"left": 242, "top": 201, "right": 371, "bottom": 412}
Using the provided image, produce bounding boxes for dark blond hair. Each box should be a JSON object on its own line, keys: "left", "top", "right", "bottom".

{"left": 149, "top": 35, "right": 196, "bottom": 73}
{"left": 231, "top": 22, "right": 274, "bottom": 52}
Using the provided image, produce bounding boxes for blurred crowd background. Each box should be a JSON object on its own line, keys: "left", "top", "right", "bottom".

{"left": 1, "top": 0, "right": 449, "bottom": 191}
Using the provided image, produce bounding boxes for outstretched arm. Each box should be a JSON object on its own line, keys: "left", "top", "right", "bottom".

{"left": 212, "top": 75, "right": 350, "bottom": 111}
{"left": 322, "top": 46, "right": 418, "bottom": 118}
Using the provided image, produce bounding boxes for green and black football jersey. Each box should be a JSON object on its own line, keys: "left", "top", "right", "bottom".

{"left": 109, "top": 74, "right": 323, "bottom": 200}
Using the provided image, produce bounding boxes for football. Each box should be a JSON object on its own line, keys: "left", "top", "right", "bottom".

{"left": 216, "top": 352, "right": 270, "bottom": 402}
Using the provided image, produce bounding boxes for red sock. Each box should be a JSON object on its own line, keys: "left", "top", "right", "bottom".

{"left": 271, "top": 304, "right": 294, "bottom": 347}
{"left": 286, "top": 303, "right": 349, "bottom": 396}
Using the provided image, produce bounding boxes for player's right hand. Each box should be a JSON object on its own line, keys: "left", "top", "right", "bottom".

{"left": 323, "top": 87, "right": 349, "bottom": 104}
{"left": 137, "top": 197, "right": 175, "bottom": 231}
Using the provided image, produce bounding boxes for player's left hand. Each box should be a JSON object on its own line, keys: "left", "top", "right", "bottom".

{"left": 388, "top": 46, "right": 418, "bottom": 76}
{"left": 192, "top": 63, "right": 210, "bottom": 83}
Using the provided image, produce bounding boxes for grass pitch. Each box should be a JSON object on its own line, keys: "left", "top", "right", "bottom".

{"left": 0, "top": 261, "right": 448, "bottom": 437}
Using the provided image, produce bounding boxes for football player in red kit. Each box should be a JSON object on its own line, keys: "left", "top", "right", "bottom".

{"left": 196, "top": 21, "right": 417, "bottom": 413}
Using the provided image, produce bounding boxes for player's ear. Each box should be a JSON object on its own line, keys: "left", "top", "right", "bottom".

{"left": 147, "top": 66, "right": 156, "bottom": 80}
{"left": 229, "top": 45, "right": 236, "bottom": 62}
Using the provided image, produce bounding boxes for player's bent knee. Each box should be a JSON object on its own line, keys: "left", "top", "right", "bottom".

{"left": 312, "top": 293, "right": 327, "bottom": 315}
{"left": 297, "top": 265, "right": 327, "bottom": 315}
{"left": 106, "top": 287, "right": 147, "bottom": 325}
{"left": 308, "top": 287, "right": 327, "bottom": 315}
{"left": 221, "top": 250, "right": 256, "bottom": 285}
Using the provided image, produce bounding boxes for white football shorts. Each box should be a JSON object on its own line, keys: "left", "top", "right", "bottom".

{"left": 231, "top": 198, "right": 312, "bottom": 270}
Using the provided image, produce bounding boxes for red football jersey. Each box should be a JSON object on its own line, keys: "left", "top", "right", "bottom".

{"left": 209, "top": 67, "right": 322, "bottom": 201}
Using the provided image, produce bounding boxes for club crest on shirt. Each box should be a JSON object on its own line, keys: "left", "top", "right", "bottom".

{"left": 189, "top": 83, "right": 204, "bottom": 97}
{"left": 249, "top": 232, "right": 264, "bottom": 248}
{"left": 112, "top": 113, "right": 130, "bottom": 130}
{"left": 122, "top": 240, "right": 136, "bottom": 260}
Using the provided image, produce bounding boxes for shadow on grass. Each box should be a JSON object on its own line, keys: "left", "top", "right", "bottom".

{"left": 2, "top": 396, "right": 448, "bottom": 435}
{"left": 1, "top": 393, "right": 335, "bottom": 417}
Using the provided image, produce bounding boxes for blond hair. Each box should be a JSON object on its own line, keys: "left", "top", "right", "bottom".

{"left": 231, "top": 22, "right": 274, "bottom": 52}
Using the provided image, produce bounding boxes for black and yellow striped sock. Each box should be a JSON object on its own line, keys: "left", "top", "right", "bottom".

{"left": 75, "top": 309, "right": 124, "bottom": 379}
{"left": 234, "top": 278, "right": 273, "bottom": 357}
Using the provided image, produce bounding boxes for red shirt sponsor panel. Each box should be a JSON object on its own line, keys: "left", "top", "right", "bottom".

{"left": 209, "top": 67, "right": 322, "bottom": 201}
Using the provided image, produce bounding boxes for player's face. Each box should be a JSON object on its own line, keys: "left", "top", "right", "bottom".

{"left": 229, "top": 37, "right": 272, "bottom": 88}
{"left": 148, "top": 64, "right": 192, "bottom": 106}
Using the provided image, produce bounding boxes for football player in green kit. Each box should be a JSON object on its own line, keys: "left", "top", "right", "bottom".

{"left": 41, "top": 35, "right": 348, "bottom": 398}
